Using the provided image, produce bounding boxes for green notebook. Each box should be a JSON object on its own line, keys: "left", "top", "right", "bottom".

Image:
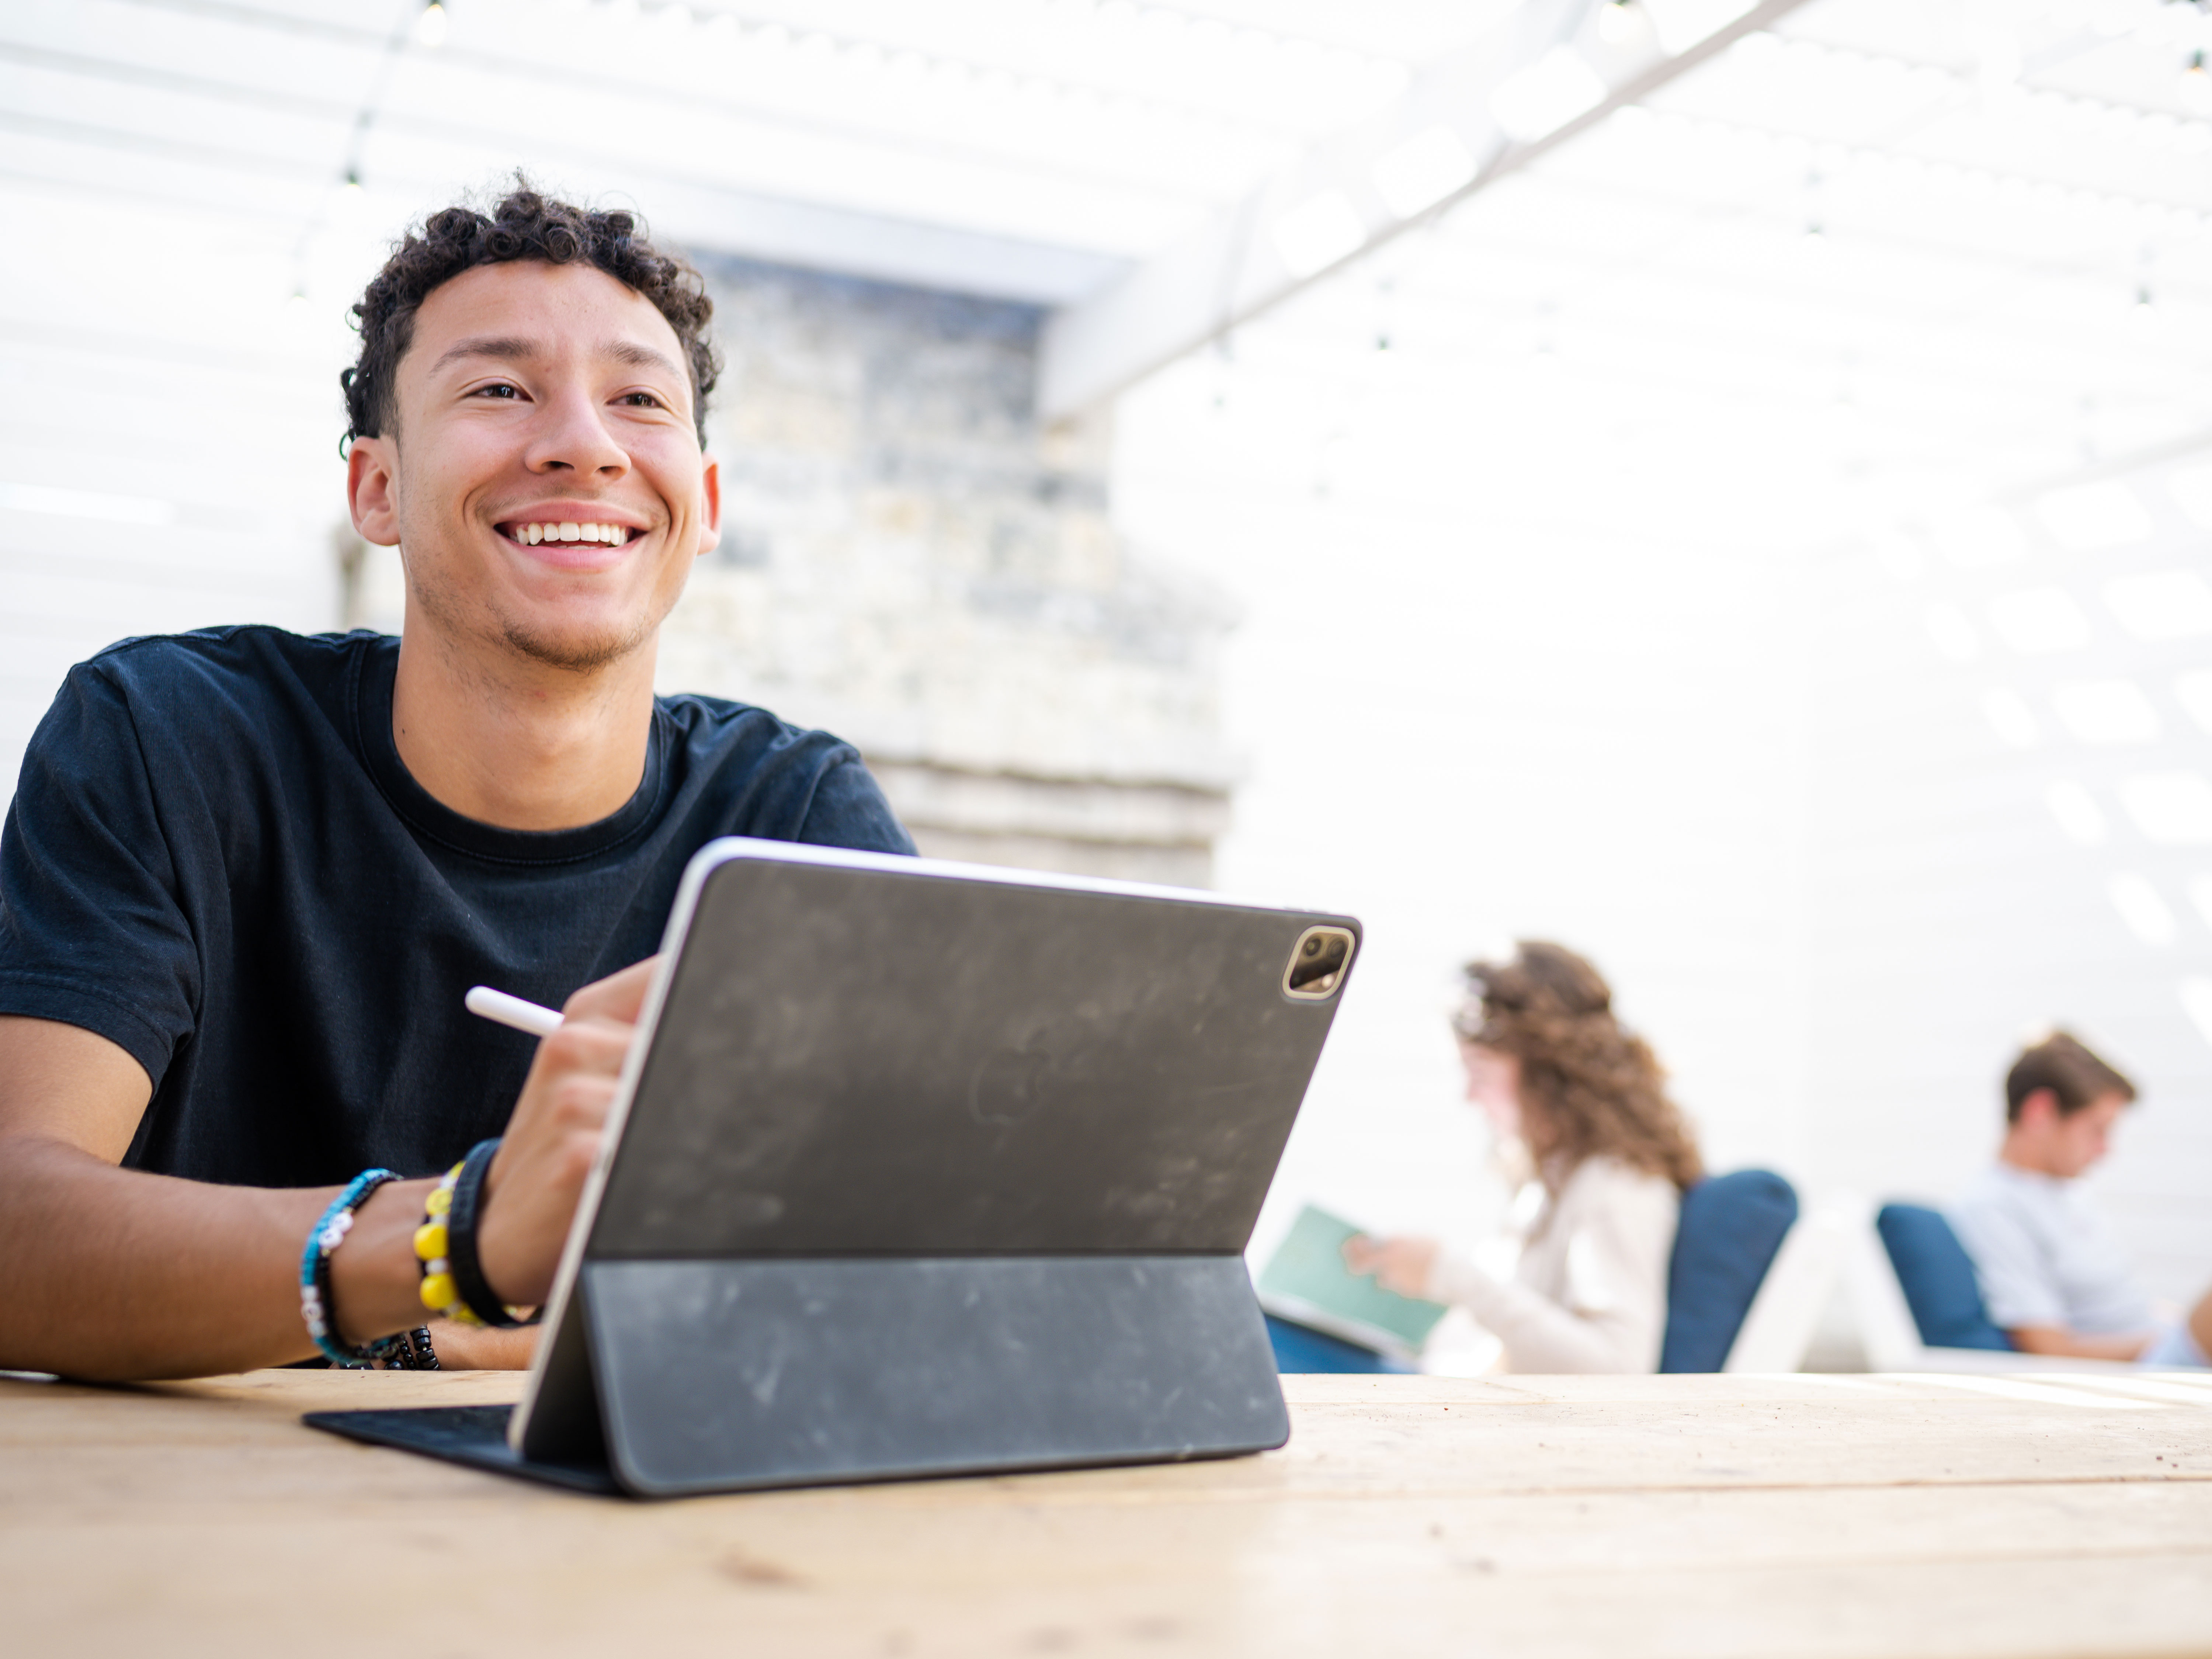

{"left": 1256, "top": 1203, "right": 1449, "bottom": 1361}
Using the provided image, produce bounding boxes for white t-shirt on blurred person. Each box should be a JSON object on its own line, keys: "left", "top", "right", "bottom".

{"left": 1949, "top": 1163, "right": 2151, "bottom": 1336}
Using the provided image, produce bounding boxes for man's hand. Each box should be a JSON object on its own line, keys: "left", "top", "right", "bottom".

{"left": 473, "top": 958, "right": 657, "bottom": 1309}
{"left": 1343, "top": 1234, "right": 1440, "bottom": 1300}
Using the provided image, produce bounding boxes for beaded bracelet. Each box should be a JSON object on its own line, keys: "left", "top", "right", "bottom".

{"left": 416, "top": 1138, "right": 539, "bottom": 1329}
{"left": 299, "top": 1168, "right": 400, "bottom": 1368}
{"left": 365, "top": 1325, "right": 440, "bottom": 1370}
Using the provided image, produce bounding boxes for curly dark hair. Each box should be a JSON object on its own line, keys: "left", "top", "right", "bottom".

{"left": 1452, "top": 941, "right": 1703, "bottom": 1193}
{"left": 341, "top": 180, "right": 720, "bottom": 451}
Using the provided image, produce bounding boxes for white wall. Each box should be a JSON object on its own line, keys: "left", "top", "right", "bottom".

{"left": 1111, "top": 333, "right": 1816, "bottom": 1265}
{"left": 0, "top": 183, "right": 355, "bottom": 790}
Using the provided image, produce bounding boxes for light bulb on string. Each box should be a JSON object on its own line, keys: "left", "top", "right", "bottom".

{"left": 414, "top": 1, "right": 448, "bottom": 48}
{"left": 328, "top": 167, "right": 368, "bottom": 232}
{"left": 1801, "top": 168, "right": 1828, "bottom": 251}
{"left": 1598, "top": 0, "right": 1640, "bottom": 46}
{"left": 2185, "top": 51, "right": 2212, "bottom": 116}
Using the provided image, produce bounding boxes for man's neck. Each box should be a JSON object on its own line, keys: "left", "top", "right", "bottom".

{"left": 1997, "top": 1138, "right": 2066, "bottom": 1180}
{"left": 389, "top": 623, "right": 657, "bottom": 832}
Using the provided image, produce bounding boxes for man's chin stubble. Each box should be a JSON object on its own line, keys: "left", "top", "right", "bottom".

{"left": 496, "top": 613, "right": 654, "bottom": 674}
{"left": 409, "top": 572, "right": 657, "bottom": 676}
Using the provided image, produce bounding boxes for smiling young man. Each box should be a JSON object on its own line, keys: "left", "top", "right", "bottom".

{"left": 0, "top": 186, "right": 911, "bottom": 1380}
{"left": 1950, "top": 1032, "right": 2211, "bottom": 1367}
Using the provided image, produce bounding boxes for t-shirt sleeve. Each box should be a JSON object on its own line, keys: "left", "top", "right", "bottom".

{"left": 1947, "top": 1193, "right": 2066, "bottom": 1331}
{"left": 795, "top": 754, "right": 916, "bottom": 855}
{"left": 0, "top": 664, "right": 200, "bottom": 1088}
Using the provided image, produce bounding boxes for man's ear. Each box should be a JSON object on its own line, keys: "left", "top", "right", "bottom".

{"left": 2017, "top": 1087, "right": 2061, "bottom": 1130}
{"left": 694, "top": 451, "right": 722, "bottom": 560}
{"left": 347, "top": 435, "right": 402, "bottom": 548}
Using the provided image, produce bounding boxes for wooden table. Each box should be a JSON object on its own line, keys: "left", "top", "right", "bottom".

{"left": 6, "top": 1367, "right": 2210, "bottom": 1657}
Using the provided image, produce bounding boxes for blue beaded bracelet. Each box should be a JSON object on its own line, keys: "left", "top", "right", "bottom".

{"left": 298, "top": 1168, "right": 400, "bottom": 1368}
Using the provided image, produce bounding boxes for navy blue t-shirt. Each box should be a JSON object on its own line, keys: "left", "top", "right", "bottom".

{"left": 0, "top": 627, "right": 913, "bottom": 1188}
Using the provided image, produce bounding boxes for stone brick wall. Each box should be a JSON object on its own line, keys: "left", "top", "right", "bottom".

{"left": 341, "top": 255, "right": 1233, "bottom": 886}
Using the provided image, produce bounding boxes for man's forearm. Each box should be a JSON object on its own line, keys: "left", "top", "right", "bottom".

{"left": 2007, "top": 1323, "right": 2150, "bottom": 1362}
{"left": 0, "top": 1134, "right": 434, "bottom": 1381}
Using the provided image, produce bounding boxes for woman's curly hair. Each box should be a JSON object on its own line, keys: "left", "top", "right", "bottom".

{"left": 1451, "top": 941, "right": 1702, "bottom": 1192}
{"left": 341, "top": 181, "right": 720, "bottom": 451}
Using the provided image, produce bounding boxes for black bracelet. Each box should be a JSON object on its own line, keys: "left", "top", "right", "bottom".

{"left": 365, "top": 1326, "right": 440, "bottom": 1370}
{"left": 445, "top": 1137, "right": 540, "bottom": 1328}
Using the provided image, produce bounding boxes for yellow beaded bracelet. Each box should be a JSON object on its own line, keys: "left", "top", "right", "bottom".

{"left": 415, "top": 1160, "right": 482, "bottom": 1327}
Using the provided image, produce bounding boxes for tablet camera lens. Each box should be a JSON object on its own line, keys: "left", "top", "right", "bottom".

{"left": 1284, "top": 927, "right": 1355, "bottom": 999}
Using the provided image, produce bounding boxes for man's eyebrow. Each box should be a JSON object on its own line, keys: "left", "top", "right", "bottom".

{"left": 430, "top": 336, "right": 541, "bottom": 375}
{"left": 602, "top": 339, "right": 686, "bottom": 381}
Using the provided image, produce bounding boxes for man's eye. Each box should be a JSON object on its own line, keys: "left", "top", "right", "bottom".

{"left": 619, "top": 391, "right": 664, "bottom": 408}
{"left": 475, "top": 383, "right": 521, "bottom": 399}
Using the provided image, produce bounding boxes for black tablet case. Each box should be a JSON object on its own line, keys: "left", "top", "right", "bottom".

{"left": 309, "top": 844, "right": 1357, "bottom": 1497}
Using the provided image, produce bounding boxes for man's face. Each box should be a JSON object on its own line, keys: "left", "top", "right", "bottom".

{"left": 2047, "top": 1090, "right": 2128, "bottom": 1178}
{"left": 2017, "top": 1088, "right": 2129, "bottom": 1179}
{"left": 346, "top": 259, "right": 720, "bottom": 673}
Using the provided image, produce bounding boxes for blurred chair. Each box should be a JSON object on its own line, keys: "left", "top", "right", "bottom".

{"left": 1264, "top": 1313, "right": 1411, "bottom": 1374}
{"left": 1843, "top": 1199, "right": 2139, "bottom": 1375}
{"left": 1874, "top": 1204, "right": 2011, "bottom": 1352}
{"left": 1660, "top": 1169, "right": 1803, "bottom": 1373}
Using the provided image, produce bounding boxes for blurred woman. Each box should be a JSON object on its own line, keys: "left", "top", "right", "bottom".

{"left": 1345, "top": 941, "right": 1702, "bottom": 1373}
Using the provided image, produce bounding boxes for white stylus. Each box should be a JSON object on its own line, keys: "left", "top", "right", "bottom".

{"left": 464, "top": 985, "right": 564, "bottom": 1038}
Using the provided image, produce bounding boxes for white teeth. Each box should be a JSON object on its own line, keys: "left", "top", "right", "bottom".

{"left": 511, "top": 521, "right": 631, "bottom": 545}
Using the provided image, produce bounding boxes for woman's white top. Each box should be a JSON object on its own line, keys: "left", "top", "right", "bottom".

{"left": 1422, "top": 1155, "right": 1681, "bottom": 1374}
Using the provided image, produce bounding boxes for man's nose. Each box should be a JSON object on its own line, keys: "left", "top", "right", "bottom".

{"left": 526, "top": 387, "right": 628, "bottom": 475}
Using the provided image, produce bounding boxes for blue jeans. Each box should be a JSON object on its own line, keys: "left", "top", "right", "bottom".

{"left": 2142, "top": 1320, "right": 2209, "bottom": 1368}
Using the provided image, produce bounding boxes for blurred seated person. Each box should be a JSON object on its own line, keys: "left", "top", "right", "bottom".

{"left": 1950, "top": 1032, "right": 2211, "bottom": 1367}
{"left": 1345, "top": 942, "right": 1702, "bottom": 1373}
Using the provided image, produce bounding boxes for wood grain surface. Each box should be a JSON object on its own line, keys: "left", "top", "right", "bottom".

{"left": 6, "top": 1368, "right": 2210, "bottom": 1658}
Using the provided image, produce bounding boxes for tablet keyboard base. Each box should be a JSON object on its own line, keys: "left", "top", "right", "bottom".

{"left": 304, "top": 1404, "right": 620, "bottom": 1494}
{"left": 580, "top": 1254, "right": 1288, "bottom": 1497}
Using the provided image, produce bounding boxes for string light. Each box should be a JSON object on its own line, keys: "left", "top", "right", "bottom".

{"left": 414, "top": 1, "right": 448, "bottom": 48}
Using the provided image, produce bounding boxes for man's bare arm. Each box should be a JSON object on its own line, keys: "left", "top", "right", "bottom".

{"left": 2006, "top": 1323, "right": 2152, "bottom": 1362}
{"left": 0, "top": 1016, "right": 348, "bottom": 1378}
{"left": 0, "top": 961, "right": 651, "bottom": 1382}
